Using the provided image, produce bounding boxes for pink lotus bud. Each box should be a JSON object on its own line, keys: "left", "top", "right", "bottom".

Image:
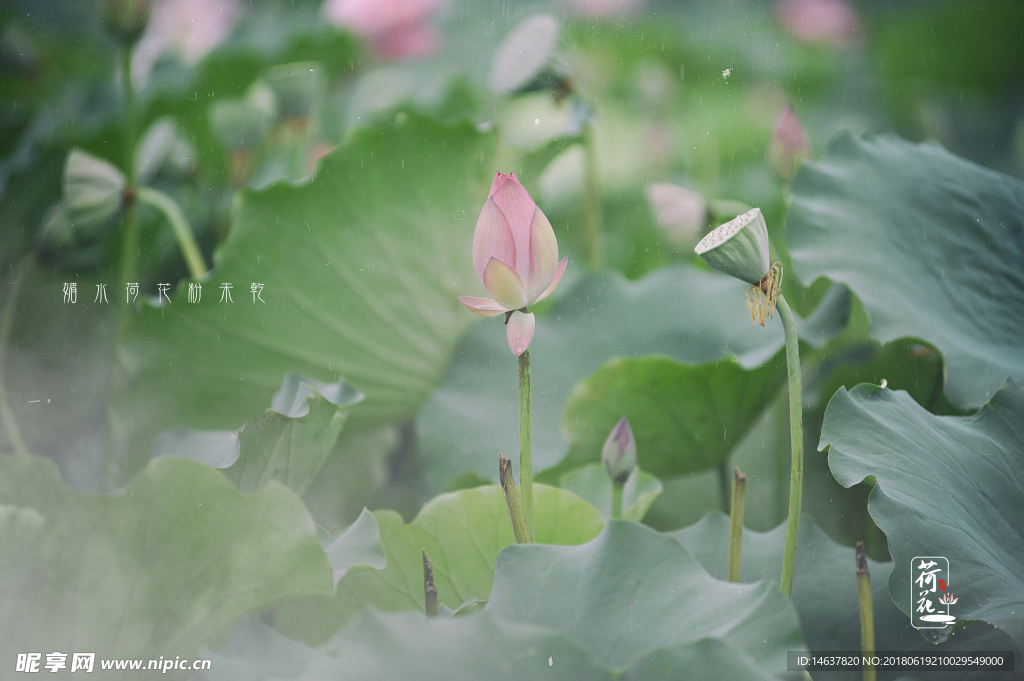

{"left": 768, "top": 104, "right": 811, "bottom": 182}
{"left": 458, "top": 172, "right": 568, "bottom": 357}
{"left": 321, "top": 0, "right": 439, "bottom": 60}
{"left": 602, "top": 416, "right": 637, "bottom": 484}
{"left": 776, "top": 0, "right": 857, "bottom": 46}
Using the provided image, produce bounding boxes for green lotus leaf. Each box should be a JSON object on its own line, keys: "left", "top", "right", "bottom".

{"left": 821, "top": 379, "right": 1024, "bottom": 649}
{"left": 153, "top": 373, "right": 361, "bottom": 495}
{"left": 485, "top": 521, "right": 805, "bottom": 673}
{"left": 558, "top": 353, "right": 785, "bottom": 478}
{"left": 787, "top": 132, "right": 1024, "bottom": 409}
{"left": 274, "top": 483, "right": 605, "bottom": 645}
{"left": 674, "top": 513, "right": 1021, "bottom": 679}
{"left": 0, "top": 454, "right": 331, "bottom": 678}
{"left": 109, "top": 114, "right": 496, "bottom": 477}
{"left": 197, "top": 611, "right": 787, "bottom": 681}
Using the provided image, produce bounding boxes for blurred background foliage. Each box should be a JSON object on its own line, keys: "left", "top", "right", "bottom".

{"left": 1, "top": 0, "right": 1023, "bottom": 670}
{"left": 4, "top": 0, "right": 1024, "bottom": 541}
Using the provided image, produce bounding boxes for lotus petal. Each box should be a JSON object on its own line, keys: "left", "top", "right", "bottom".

{"left": 482, "top": 257, "right": 528, "bottom": 310}
{"left": 532, "top": 257, "right": 568, "bottom": 305}
{"left": 457, "top": 296, "right": 508, "bottom": 317}
{"left": 472, "top": 197, "right": 516, "bottom": 281}
{"left": 527, "top": 206, "right": 559, "bottom": 303}
{"left": 506, "top": 310, "right": 536, "bottom": 357}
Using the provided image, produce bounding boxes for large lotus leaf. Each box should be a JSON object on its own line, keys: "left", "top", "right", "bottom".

{"left": 486, "top": 521, "right": 805, "bottom": 673}
{"left": 557, "top": 463, "right": 662, "bottom": 522}
{"left": 821, "top": 380, "right": 1024, "bottom": 650}
{"left": 787, "top": 132, "right": 1024, "bottom": 409}
{"left": 274, "top": 483, "right": 605, "bottom": 645}
{"left": 153, "top": 373, "right": 362, "bottom": 495}
{"left": 0, "top": 454, "right": 331, "bottom": 678}
{"left": 558, "top": 353, "right": 785, "bottom": 478}
{"left": 417, "top": 265, "right": 786, "bottom": 496}
{"left": 198, "top": 610, "right": 785, "bottom": 681}
{"left": 674, "top": 513, "right": 1021, "bottom": 681}
{"left": 108, "top": 114, "right": 496, "bottom": 476}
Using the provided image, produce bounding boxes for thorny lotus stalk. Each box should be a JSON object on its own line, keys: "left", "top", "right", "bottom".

{"left": 695, "top": 207, "right": 805, "bottom": 597}
{"left": 728, "top": 467, "right": 746, "bottom": 583}
{"left": 499, "top": 455, "right": 530, "bottom": 544}
{"left": 856, "top": 541, "right": 875, "bottom": 681}
{"left": 518, "top": 350, "right": 535, "bottom": 540}
{"left": 422, "top": 550, "right": 439, "bottom": 619}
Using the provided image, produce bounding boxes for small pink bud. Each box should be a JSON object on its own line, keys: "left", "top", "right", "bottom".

{"left": 769, "top": 104, "right": 811, "bottom": 182}
{"left": 458, "top": 172, "right": 568, "bottom": 356}
{"left": 602, "top": 416, "right": 637, "bottom": 484}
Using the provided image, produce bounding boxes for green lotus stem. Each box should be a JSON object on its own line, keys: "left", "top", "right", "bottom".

{"left": 718, "top": 461, "right": 731, "bottom": 514}
{"left": 0, "top": 255, "right": 33, "bottom": 456}
{"left": 857, "top": 541, "right": 876, "bottom": 681}
{"left": 135, "top": 186, "right": 208, "bottom": 280}
{"left": 582, "top": 120, "right": 604, "bottom": 271}
{"left": 610, "top": 481, "right": 624, "bottom": 520}
{"left": 777, "top": 294, "right": 803, "bottom": 598}
{"left": 499, "top": 455, "right": 530, "bottom": 544}
{"left": 121, "top": 46, "right": 136, "bottom": 180}
{"left": 518, "top": 349, "right": 534, "bottom": 542}
{"left": 728, "top": 467, "right": 747, "bottom": 583}
{"left": 422, "top": 550, "right": 439, "bottom": 618}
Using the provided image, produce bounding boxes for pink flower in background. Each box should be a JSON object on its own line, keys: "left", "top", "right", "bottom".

{"left": 566, "top": 0, "right": 646, "bottom": 18}
{"left": 769, "top": 104, "right": 811, "bottom": 182}
{"left": 459, "top": 172, "right": 568, "bottom": 357}
{"left": 132, "top": 0, "right": 239, "bottom": 84}
{"left": 776, "top": 0, "right": 857, "bottom": 45}
{"left": 322, "top": 0, "right": 440, "bottom": 60}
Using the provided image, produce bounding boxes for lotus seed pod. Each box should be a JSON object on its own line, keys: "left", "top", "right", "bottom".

{"left": 63, "top": 149, "right": 127, "bottom": 231}
{"left": 694, "top": 207, "right": 771, "bottom": 285}
{"left": 601, "top": 416, "right": 637, "bottom": 485}
{"left": 102, "top": 0, "right": 151, "bottom": 45}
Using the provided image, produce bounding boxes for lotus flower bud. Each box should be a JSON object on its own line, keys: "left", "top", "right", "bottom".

{"left": 102, "top": 0, "right": 151, "bottom": 45}
{"left": 645, "top": 183, "right": 707, "bottom": 249}
{"left": 63, "top": 149, "right": 127, "bottom": 231}
{"left": 489, "top": 15, "right": 565, "bottom": 96}
{"left": 458, "top": 172, "right": 568, "bottom": 357}
{"left": 768, "top": 104, "right": 811, "bottom": 182}
{"left": 602, "top": 416, "right": 636, "bottom": 484}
